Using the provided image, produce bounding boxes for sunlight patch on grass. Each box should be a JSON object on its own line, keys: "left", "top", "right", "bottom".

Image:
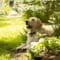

{"left": 0, "top": 24, "right": 25, "bottom": 40}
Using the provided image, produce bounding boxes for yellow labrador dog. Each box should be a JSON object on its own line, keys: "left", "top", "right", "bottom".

{"left": 25, "top": 17, "right": 59, "bottom": 36}
{"left": 16, "top": 17, "right": 59, "bottom": 53}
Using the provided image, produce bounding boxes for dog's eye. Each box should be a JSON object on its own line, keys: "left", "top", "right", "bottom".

{"left": 32, "top": 19, "right": 35, "bottom": 21}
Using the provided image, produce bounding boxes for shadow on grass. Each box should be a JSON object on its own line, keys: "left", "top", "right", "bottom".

{"left": 0, "top": 33, "right": 27, "bottom": 60}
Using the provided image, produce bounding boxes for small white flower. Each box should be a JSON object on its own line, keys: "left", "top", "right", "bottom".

{"left": 30, "top": 42, "right": 38, "bottom": 48}
{"left": 39, "top": 38, "right": 44, "bottom": 43}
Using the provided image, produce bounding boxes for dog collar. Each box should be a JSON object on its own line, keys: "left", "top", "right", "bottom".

{"left": 29, "top": 32, "right": 36, "bottom": 36}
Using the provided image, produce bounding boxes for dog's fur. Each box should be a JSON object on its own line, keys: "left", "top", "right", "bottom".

{"left": 25, "top": 17, "right": 60, "bottom": 49}
{"left": 25, "top": 17, "right": 59, "bottom": 36}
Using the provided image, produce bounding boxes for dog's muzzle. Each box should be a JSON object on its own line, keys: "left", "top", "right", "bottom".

{"left": 25, "top": 21, "right": 32, "bottom": 29}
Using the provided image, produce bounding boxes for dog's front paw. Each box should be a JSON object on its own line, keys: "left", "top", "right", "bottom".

{"left": 15, "top": 48, "right": 27, "bottom": 54}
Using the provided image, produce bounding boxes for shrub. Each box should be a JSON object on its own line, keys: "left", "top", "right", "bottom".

{"left": 30, "top": 37, "right": 60, "bottom": 57}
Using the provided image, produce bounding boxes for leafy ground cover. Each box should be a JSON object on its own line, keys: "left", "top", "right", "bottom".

{"left": 30, "top": 37, "right": 60, "bottom": 60}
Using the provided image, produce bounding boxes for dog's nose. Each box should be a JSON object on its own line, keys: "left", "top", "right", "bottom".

{"left": 25, "top": 21, "right": 28, "bottom": 25}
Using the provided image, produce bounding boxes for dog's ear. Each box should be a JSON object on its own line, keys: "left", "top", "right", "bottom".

{"left": 37, "top": 19, "right": 42, "bottom": 28}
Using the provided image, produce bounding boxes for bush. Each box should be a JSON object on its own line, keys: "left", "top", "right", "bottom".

{"left": 30, "top": 37, "right": 60, "bottom": 57}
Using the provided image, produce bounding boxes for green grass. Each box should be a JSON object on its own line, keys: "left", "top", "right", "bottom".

{"left": 0, "top": 16, "right": 27, "bottom": 60}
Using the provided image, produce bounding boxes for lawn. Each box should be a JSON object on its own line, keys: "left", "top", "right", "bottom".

{"left": 0, "top": 16, "right": 27, "bottom": 60}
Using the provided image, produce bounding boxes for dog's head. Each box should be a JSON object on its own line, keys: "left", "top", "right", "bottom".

{"left": 25, "top": 17, "right": 42, "bottom": 29}
{"left": 25, "top": 17, "right": 42, "bottom": 35}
